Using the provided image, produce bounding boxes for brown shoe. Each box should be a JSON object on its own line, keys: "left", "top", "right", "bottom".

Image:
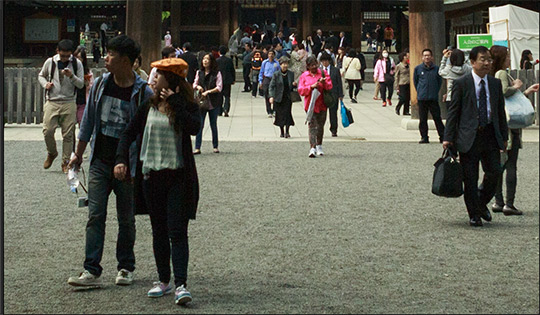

{"left": 61, "top": 160, "right": 69, "bottom": 174}
{"left": 43, "top": 152, "right": 58, "bottom": 169}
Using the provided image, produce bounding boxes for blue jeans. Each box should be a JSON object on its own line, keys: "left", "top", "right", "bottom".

{"left": 84, "top": 158, "right": 136, "bottom": 276}
{"left": 195, "top": 107, "right": 219, "bottom": 150}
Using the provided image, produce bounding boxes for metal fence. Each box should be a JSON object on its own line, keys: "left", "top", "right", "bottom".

{"left": 3, "top": 67, "right": 108, "bottom": 124}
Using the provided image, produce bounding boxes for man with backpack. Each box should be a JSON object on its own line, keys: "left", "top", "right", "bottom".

{"left": 251, "top": 45, "right": 264, "bottom": 98}
{"left": 38, "top": 39, "right": 85, "bottom": 173}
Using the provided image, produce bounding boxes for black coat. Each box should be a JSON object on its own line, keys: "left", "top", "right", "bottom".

{"left": 326, "top": 65, "right": 344, "bottom": 99}
{"left": 444, "top": 73, "right": 508, "bottom": 153}
{"left": 312, "top": 35, "right": 325, "bottom": 56}
{"left": 325, "top": 35, "right": 339, "bottom": 53}
{"left": 179, "top": 51, "right": 199, "bottom": 84}
{"left": 115, "top": 94, "right": 201, "bottom": 219}
{"left": 217, "top": 55, "right": 236, "bottom": 86}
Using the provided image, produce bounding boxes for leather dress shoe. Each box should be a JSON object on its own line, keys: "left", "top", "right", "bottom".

{"left": 479, "top": 206, "right": 492, "bottom": 222}
{"left": 503, "top": 205, "right": 523, "bottom": 216}
{"left": 491, "top": 203, "right": 504, "bottom": 213}
{"left": 418, "top": 138, "right": 429, "bottom": 144}
{"left": 469, "top": 216, "right": 483, "bottom": 227}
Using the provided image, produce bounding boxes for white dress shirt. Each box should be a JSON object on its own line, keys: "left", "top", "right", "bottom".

{"left": 471, "top": 70, "right": 491, "bottom": 121}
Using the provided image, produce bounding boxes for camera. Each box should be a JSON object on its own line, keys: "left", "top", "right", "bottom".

{"left": 78, "top": 196, "right": 89, "bottom": 208}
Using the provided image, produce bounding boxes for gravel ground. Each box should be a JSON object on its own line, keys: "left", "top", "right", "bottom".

{"left": 4, "top": 140, "right": 539, "bottom": 314}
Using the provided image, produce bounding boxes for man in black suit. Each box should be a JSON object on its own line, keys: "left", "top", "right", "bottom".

{"left": 217, "top": 45, "right": 236, "bottom": 117}
{"left": 179, "top": 42, "right": 198, "bottom": 84}
{"left": 320, "top": 52, "right": 343, "bottom": 137}
{"left": 338, "top": 31, "right": 349, "bottom": 49}
{"left": 312, "top": 29, "right": 325, "bottom": 57}
{"left": 443, "top": 46, "right": 508, "bottom": 227}
{"left": 326, "top": 31, "right": 339, "bottom": 54}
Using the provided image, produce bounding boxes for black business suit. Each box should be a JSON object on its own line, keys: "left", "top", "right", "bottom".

{"left": 217, "top": 54, "right": 236, "bottom": 115}
{"left": 179, "top": 51, "right": 199, "bottom": 84}
{"left": 444, "top": 73, "right": 508, "bottom": 221}
{"left": 321, "top": 64, "right": 344, "bottom": 135}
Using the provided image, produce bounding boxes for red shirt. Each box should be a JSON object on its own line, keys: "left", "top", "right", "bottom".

{"left": 298, "top": 68, "right": 333, "bottom": 113}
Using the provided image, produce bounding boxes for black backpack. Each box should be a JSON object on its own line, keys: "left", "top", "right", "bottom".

{"left": 49, "top": 56, "right": 79, "bottom": 96}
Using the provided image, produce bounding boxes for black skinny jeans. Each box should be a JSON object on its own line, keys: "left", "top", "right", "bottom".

{"left": 347, "top": 80, "right": 361, "bottom": 99}
{"left": 143, "top": 168, "right": 190, "bottom": 288}
{"left": 380, "top": 80, "right": 393, "bottom": 101}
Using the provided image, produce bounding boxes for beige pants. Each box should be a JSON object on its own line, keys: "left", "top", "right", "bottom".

{"left": 42, "top": 100, "right": 76, "bottom": 162}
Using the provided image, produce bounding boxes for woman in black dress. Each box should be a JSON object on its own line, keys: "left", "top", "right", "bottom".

{"left": 269, "top": 56, "right": 296, "bottom": 138}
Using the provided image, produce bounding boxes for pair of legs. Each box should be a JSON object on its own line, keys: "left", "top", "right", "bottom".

{"left": 395, "top": 84, "right": 410, "bottom": 115}
{"left": 308, "top": 110, "right": 327, "bottom": 148}
{"left": 143, "top": 169, "right": 190, "bottom": 288}
{"left": 380, "top": 80, "right": 393, "bottom": 104}
{"left": 195, "top": 107, "right": 219, "bottom": 150}
{"left": 251, "top": 71, "right": 260, "bottom": 97}
{"left": 347, "top": 79, "right": 361, "bottom": 101}
{"left": 242, "top": 63, "right": 252, "bottom": 92}
{"left": 373, "top": 80, "right": 380, "bottom": 100}
{"left": 262, "top": 78, "right": 272, "bottom": 115}
{"left": 221, "top": 84, "right": 232, "bottom": 115}
{"left": 84, "top": 158, "right": 136, "bottom": 276}
{"left": 494, "top": 130, "right": 520, "bottom": 208}
{"left": 418, "top": 100, "right": 445, "bottom": 142}
{"left": 42, "top": 100, "right": 76, "bottom": 164}
{"left": 328, "top": 100, "right": 339, "bottom": 135}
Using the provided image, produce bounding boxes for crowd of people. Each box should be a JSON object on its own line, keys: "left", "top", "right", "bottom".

{"left": 36, "top": 22, "right": 539, "bottom": 306}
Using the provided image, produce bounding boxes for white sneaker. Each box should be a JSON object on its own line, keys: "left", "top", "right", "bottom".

{"left": 308, "top": 148, "right": 317, "bottom": 158}
{"left": 316, "top": 145, "right": 324, "bottom": 156}
{"left": 67, "top": 270, "right": 103, "bottom": 288}
{"left": 115, "top": 269, "right": 133, "bottom": 285}
{"left": 148, "top": 281, "right": 173, "bottom": 298}
{"left": 175, "top": 285, "right": 193, "bottom": 305}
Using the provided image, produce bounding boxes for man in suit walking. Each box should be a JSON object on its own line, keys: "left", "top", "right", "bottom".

{"left": 312, "top": 29, "right": 325, "bottom": 57}
{"left": 326, "top": 31, "right": 339, "bottom": 54}
{"left": 320, "top": 52, "right": 343, "bottom": 137}
{"left": 338, "top": 31, "right": 349, "bottom": 49}
{"left": 443, "top": 45, "right": 508, "bottom": 227}
{"left": 217, "top": 45, "right": 236, "bottom": 117}
{"left": 179, "top": 42, "right": 198, "bottom": 84}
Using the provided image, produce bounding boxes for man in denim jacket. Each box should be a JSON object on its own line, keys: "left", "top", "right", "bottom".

{"left": 66, "top": 35, "right": 153, "bottom": 289}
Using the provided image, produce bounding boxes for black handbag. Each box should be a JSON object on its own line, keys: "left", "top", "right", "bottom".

{"left": 290, "top": 89, "right": 302, "bottom": 103}
{"left": 432, "top": 149, "right": 463, "bottom": 198}
{"left": 194, "top": 90, "right": 210, "bottom": 111}
{"left": 321, "top": 70, "right": 336, "bottom": 108}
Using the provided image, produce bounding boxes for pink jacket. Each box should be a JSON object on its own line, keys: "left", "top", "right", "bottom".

{"left": 373, "top": 58, "right": 396, "bottom": 83}
{"left": 298, "top": 69, "right": 333, "bottom": 113}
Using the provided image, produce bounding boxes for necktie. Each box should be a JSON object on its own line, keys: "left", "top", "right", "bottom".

{"left": 478, "top": 79, "right": 488, "bottom": 127}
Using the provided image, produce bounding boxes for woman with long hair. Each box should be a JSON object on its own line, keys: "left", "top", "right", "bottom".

{"left": 114, "top": 58, "right": 201, "bottom": 305}
{"left": 520, "top": 49, "right": 533, "bottom": 70}
{"left": 73, "top": 47, "right": 94, "bottom": 125}
{"left": 193, "top": 53, "right": 223, "bottom": 154}
{"left": 373, "top": 48, "right": 395, "bottom": 107}
{"left": 489, "top": 45, "right": 539, "bottom": 216}
{"left": 342, "top": 48, "right": 362, "bottom": 103}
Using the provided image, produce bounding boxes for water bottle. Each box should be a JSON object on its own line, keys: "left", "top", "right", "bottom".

{"left": 67, "top": 152, "right": 79, "bottom": 193}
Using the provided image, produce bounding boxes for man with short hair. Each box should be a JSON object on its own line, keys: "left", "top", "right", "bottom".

{"left": 217, "top": 45, "right": 236, "bottom": 117}
{"left": 38, "top": 39, "right": 85, "bottom": 173}
{"left": 66, "top": 35, "right": 154, "bottom": 288}
{"left": 413, "top": 48, "right": 444, "bottom": 143}
{"left": 240, "top": 32, "right": 253, "bottom": 48}
{"left": 259, "top": 50, "right": 280, "bottom": 117}
{"left": 320, "top": 52, "right": 343, "bottom": 137}
{"left": 241, "top": 43, "right": 253, "bottom": 92}
{"left": 443, "top": 46, "right": 508, "bottom": 227}
{"left": 179, "top": 42, "right": 198, "bottom": 84}
{"left": 338, "top": 31, "right": 349, "bottom": 49}
{"left": 312, "top": 29, "right": 325, "bottom": 57}
{"left": 325, "top": 31, "right": 339, "bottom": 54}
{"left": 148, "top": 46, "right": 177, "bottom": 85}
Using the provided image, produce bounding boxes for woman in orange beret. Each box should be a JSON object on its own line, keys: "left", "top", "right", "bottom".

{"left": 114, "top": 58, "right": 201, "bottom": 306}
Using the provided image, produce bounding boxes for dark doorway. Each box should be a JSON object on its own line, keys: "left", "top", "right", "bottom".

{"left": 240, "top": 8, "right": 276, "bottom": 27}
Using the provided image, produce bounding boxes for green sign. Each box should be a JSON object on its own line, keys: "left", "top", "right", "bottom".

{"left": 457, "top": 34, "right": 493, "bottom": 50}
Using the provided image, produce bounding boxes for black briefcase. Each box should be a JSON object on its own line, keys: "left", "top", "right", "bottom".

{"left": 432, "top": 149, "right": 463, "bottom": 198}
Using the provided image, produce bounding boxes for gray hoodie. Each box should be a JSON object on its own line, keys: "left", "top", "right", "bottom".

{"left": 438, "top": 56, "right": 471, "bottom": 102}
{"left": 38, "top": 54, "right": 84, "bottom": 102}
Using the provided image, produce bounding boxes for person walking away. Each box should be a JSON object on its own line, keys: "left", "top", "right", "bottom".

{"left": 383, "top": 25, "right": 394, "bottom": 52}
{"left": 439, "top": 48, "right": 471, "bottom": 110}
{"left": 114, "top": 58, "right": 201, "bottom": 305}
{"left": 374, "top": 49, "right": 396, "bottom": 107}
{"left": 394, "top": 51, "right": 410, "bottom": 115}
{"left": 250, "top": 45, "right": 264, "bottom": 97}
{"left": 375, "top": 25, "right": 384, "bottom": 52}
{"left": 179, "top": 42, "right": 199, "bottom": 85}
{"left": 133, "top": 55, "right": 149, "bottom": 81}
{"left": 490, "top": 45, "right": 540, "bottom": 216}
{"left": 268, "top": 56, "right": 296, "bottom": 138}
{"left": 241, "top": 44, "right": 253, "bottom": 92}
{"left": 413, "top": 48, "right": 444, "bottom": 143}
{"left": 38, "top": 39, "right": 85, "bottom": 173}
{"left": 193, "top": 53, "right": 223, "bottom": 154}
{"left": 74, "top": 47, "right": 94, "bottom": 126}
{"left": 357, "top": 50, "right": 367, "bottom": 90}
{"left": 100, "top": 21, "right": 108, "bottom": 55}
{"left": 66, "top": 35, "right": 154, "bottom": 287}
{"left": 442, "top": 45, "right": 508, "bottom": 227}
{"left": 164, "top": 31, "right": 172, "bottom": 47}
{"left": 326, "top": 31, "right": 339, "bottom": 54}
{"left": 298, "top": 56, "right": 333, "bottom": 157}
{"left": 342, "top": 48, "right": 362, "bottom": 103}
{"left": 92, "top": 33, "right": 101, "bottom": 67}
{"left": 258, "top": 50, "right": 280, "bottom": 117}
{"left": 217, "top": 45, "right": 235, "bottom": 117}
{"left": 320, "top": 52, "right": 343, "bottom": 137}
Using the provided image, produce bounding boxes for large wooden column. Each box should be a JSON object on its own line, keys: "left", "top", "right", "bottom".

{"left": 219, "top": 0, "right": 231, "bottom": 45}
{"left": 408, "top": 0, "right": 445, "bottom": 119}
{"left": 126, "top": 0, "right": 162, "bottom": 73}
{"left": 301, "top": 0, "right": 313, "bottom": 41}
{"left": 170, "top": 0, "right": 182, "bottom": 47}
{"left": 351, "top": 1, "right": 362, "bottom": 48}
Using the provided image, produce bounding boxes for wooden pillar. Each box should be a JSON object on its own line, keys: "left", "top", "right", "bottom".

{"left": 232, "top": 3, "right": 239, "bottom": 31}
{"left": 126, "top": 0, "right": 162, "bottom": 73}
{"left": 277, "top": 4, "right": 291, "bottom": 31}
{"left": 409, "top": 0, "right": 445, "bottom": 119}
{"left": 170, "top": 0, "right": 182, "bottom": 47}
{"left": 351, "top": 1, "right": 361, "bottom": 49}
{"left": 220, "top": 0, "right": 231, "bottom": 45}
{"left": 302, "top": 0, "right": 312, "bottom": 41}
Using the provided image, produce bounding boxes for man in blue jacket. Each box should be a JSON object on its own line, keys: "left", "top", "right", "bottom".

{"left": 66, "top": 35, "right": 153, "bottom": 289}
{"left": 413, "top": 48, "right": 444, "bottom": 143}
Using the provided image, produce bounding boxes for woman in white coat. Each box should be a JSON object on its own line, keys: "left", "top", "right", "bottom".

{"left": 342, "top": 48, "right": 362, "bottom": 103}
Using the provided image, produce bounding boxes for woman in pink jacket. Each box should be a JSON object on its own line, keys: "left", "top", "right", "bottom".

{"left": 373, "top": 49, "right": 395, "bottom": 107}
{"left": 298, "top": 56, "right": 333, "bottom": 158}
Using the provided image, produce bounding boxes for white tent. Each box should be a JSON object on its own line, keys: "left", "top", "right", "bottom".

{"left": 488, "top": 4, "right": 539, "bottom": 70}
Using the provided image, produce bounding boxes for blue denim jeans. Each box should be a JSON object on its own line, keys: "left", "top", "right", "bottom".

{"left": 84, "top": 158, "right": 136, "bottom": 276}
{"left": 195, "top": 107, "right": 219, "bottom": 150}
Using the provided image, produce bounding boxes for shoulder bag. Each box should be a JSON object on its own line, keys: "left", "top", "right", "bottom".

{"left": 504, "top": 74, "right": 535, "bottom": 129}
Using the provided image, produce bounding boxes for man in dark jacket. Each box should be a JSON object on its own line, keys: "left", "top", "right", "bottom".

{"left": 320, "top": 52, "right": 344, "bottom": 137}
{"left": 413, "top": 48, "right": 444, "bottom": 143}
{"left": 241, "top": 43, "right": 253, "bottom": 92}
{"left": 325, "top": 31, "right": 339, "bottom": 54}
{"left": 312, "top": 29, "right": 325, "bottom": 57}
{"left": 217, "top": 45, "right": 236, "bottom": 117}
{"left": 179, "top": 42, "right": 198, "bottom": 84}
{"left": 443, "top": 45, "right": 508, "bottom": 227}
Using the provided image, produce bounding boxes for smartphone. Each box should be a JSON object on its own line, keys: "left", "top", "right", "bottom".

{"left": 447, "top": 46, "right": 453, "bottom": 50}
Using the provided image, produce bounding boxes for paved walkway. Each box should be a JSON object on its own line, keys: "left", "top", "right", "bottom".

{"left": 4, "top": 82, "right": 539, "bottom": 143}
